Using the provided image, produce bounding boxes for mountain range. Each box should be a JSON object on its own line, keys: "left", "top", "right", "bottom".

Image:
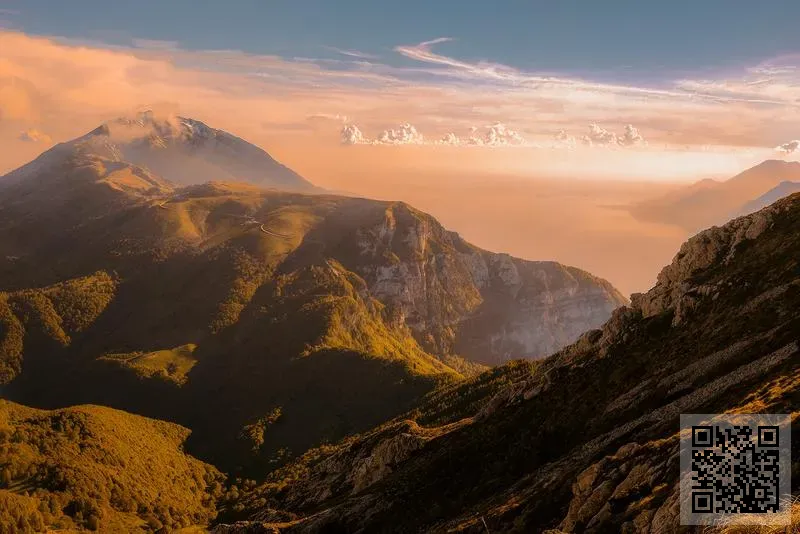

{"left": 628, "top": 159, "right": 800, "bottom": 232}
{"left": 1, "top": 115, "right": 797, "bottom": 533}
{"left": 0, "top": 116, "right": 624, "bottom": 494}
{"left": 218, "top": 189, "right": 800, "bottom": 533}
{"left": 735, "top": 180, "right": 800, "bottom": 218}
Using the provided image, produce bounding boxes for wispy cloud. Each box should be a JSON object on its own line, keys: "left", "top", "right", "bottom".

{"left": 324, "top": 46, "right": 379, "bottom": 60}
{"left": 132, "top": 38, "right": 180, "bottom": 50}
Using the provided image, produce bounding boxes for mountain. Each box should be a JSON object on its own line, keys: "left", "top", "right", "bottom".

{"left": 734, "top": 180, "right": 800, "bottom": 218}
{"left": 0, "top": 399, "right": 223, "bottom": 532}
{"left": 0, "top": 143, "right": 624, "bottom": 478}
{"left": 2, "top": 111, "right": 317, "bottom": 192}
{"left": 219, "top": 192, "right": 800, "bottom": 532}
{"left": 629, "top": 159, "right": 800, "bottom": 232}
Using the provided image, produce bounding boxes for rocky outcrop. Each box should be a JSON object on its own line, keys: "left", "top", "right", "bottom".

{"left": 630, "top": 206, "right": 775, "bottom": 324}
{"left": 351, "top": 202, "right": 627, "bottom": 364}
{"left": 351, "top": 429, "right": 429, "bottom": 492}
{"left": 559, "top": 440, "right": 680, "bottom": 533}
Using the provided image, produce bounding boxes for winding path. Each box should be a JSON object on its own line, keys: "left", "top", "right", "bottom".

{"left": 153, "top": 200, "right": 291, "bottom": 239}
{"left": 259, "top": 224, "right": 292, "bottom": 238}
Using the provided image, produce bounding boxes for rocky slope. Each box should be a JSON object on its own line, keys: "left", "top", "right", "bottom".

{"left": 0, "top": 141, "right": 624, "bottom": 477}
{"left": 220, "top": 192, "right": 800, "bottom": 532}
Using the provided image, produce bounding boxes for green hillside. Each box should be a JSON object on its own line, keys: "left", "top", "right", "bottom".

{"left": 0, "top": 400, "right": 223, "bottom": 533}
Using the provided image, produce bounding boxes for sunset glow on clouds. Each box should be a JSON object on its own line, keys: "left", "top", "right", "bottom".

{"left": 0, "top": 29, "right": 798, "bottom": 179}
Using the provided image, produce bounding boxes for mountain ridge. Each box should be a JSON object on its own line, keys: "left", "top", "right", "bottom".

{"left": 628, "top": 159, "right": 800, "bottom": 232}
{"left": 734, "top": 180, "right": 800, "bottom": 218}
{"left": 218, "top": 191, "right": 800, "bottom": 532}
{"left": 0, "top": 132, "right": 625, "bottom": 480}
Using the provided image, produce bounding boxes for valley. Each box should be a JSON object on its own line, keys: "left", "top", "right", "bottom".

{"left": 0, "top": 113, "right": 797, "bottom": 533}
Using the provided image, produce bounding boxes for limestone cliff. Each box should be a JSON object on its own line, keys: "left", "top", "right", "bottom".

{"left": 346, "top": 201, "right": 627, "bottom": 365}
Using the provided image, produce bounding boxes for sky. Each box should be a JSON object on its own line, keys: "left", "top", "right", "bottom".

{"left": 1, "top": 0, "right": 799, "bottom": 178}
{"left": 1, "top": 1, "right": 798, "bottom": 292}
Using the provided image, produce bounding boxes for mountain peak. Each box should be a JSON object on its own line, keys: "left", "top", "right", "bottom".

{"left": 3, "top": 114, "right": 317, "bottom": 192}
{"left": 106, "top": 111, "right": 215, "bottom": 143}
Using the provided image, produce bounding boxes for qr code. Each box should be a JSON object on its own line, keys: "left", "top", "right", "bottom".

{"left": 680, "top": 414, "right": 791, "bottom": 526}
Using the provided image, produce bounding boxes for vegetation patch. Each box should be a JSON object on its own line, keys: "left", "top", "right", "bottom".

{"left": 100, "top": 343, "right": 199, "bottom": 385}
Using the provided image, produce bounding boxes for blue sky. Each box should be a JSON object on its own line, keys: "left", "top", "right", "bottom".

{"left": 5, "top": 0, "right": 800, "bottom": 82}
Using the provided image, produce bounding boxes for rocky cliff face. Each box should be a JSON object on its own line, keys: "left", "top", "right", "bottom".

{"left": 345, "top": 201, "right": 627, "bottom": 365}
{"left": 220, "top": 192, "right": 800, "bottom": 533}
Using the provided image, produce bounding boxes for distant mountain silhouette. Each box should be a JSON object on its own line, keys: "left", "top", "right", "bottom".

{"left": 629, "top": 159, "right": 800, "bottom": 232}
{"left": 733, "top": 180, "right": 800, "bottom": 217}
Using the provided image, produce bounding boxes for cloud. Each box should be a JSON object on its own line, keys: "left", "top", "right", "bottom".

{"left": 582, "top": 124, "right": 619, "bottom": 146}
{"left": 340, "top": 124, "right": 367, "bottom": 145}
{"left": 375, "top": 123, "right": 424, "bottom": 145}
{"left": 340, "top": 121, "right": 527, "bottom": 147}
{"left": 618, "top": 124, "right": 647, "bottom": 147}
{"left": 577, "top": 124, "right": 647, "bottom": 148}
{"left": 307, "top": 113, "right": 349, "bottom": 124}
{"left": 394, "top": 37, "right": 524, "bottom": 84}
{"left": 468, "top": 123, "right": 526, "bottom": 146}
{"left": 553, "top": 129, "right": 577, "bottom": 149}
{"left": 324, "top": 46, "right": 379, "bottom": 60}
{"left": 132, "top": 39, "right": 180, "bottom": 51}
{"left": 775, "top": 140, "right": 800, "bottom": 155}
{"left": 0, "top": 29, "right": 797, "bottom": 178}
{"left": 17, "top": 128, "right": 52, "bottom": 143}
{"left": 437, "top": 132, "right": 461, "bottom": 146}
{"left": 340, "top": 122, "right": 425, "bottom": 145}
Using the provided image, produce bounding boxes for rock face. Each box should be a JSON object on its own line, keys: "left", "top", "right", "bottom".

{"left": 630, "top": 207, "right": 774, "bottom": 324}
{"left": 349, "top": 201, "right": 627, "bottom": 365}
{"left": 222, "top": 192, "right": 800, "bottom": 533}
